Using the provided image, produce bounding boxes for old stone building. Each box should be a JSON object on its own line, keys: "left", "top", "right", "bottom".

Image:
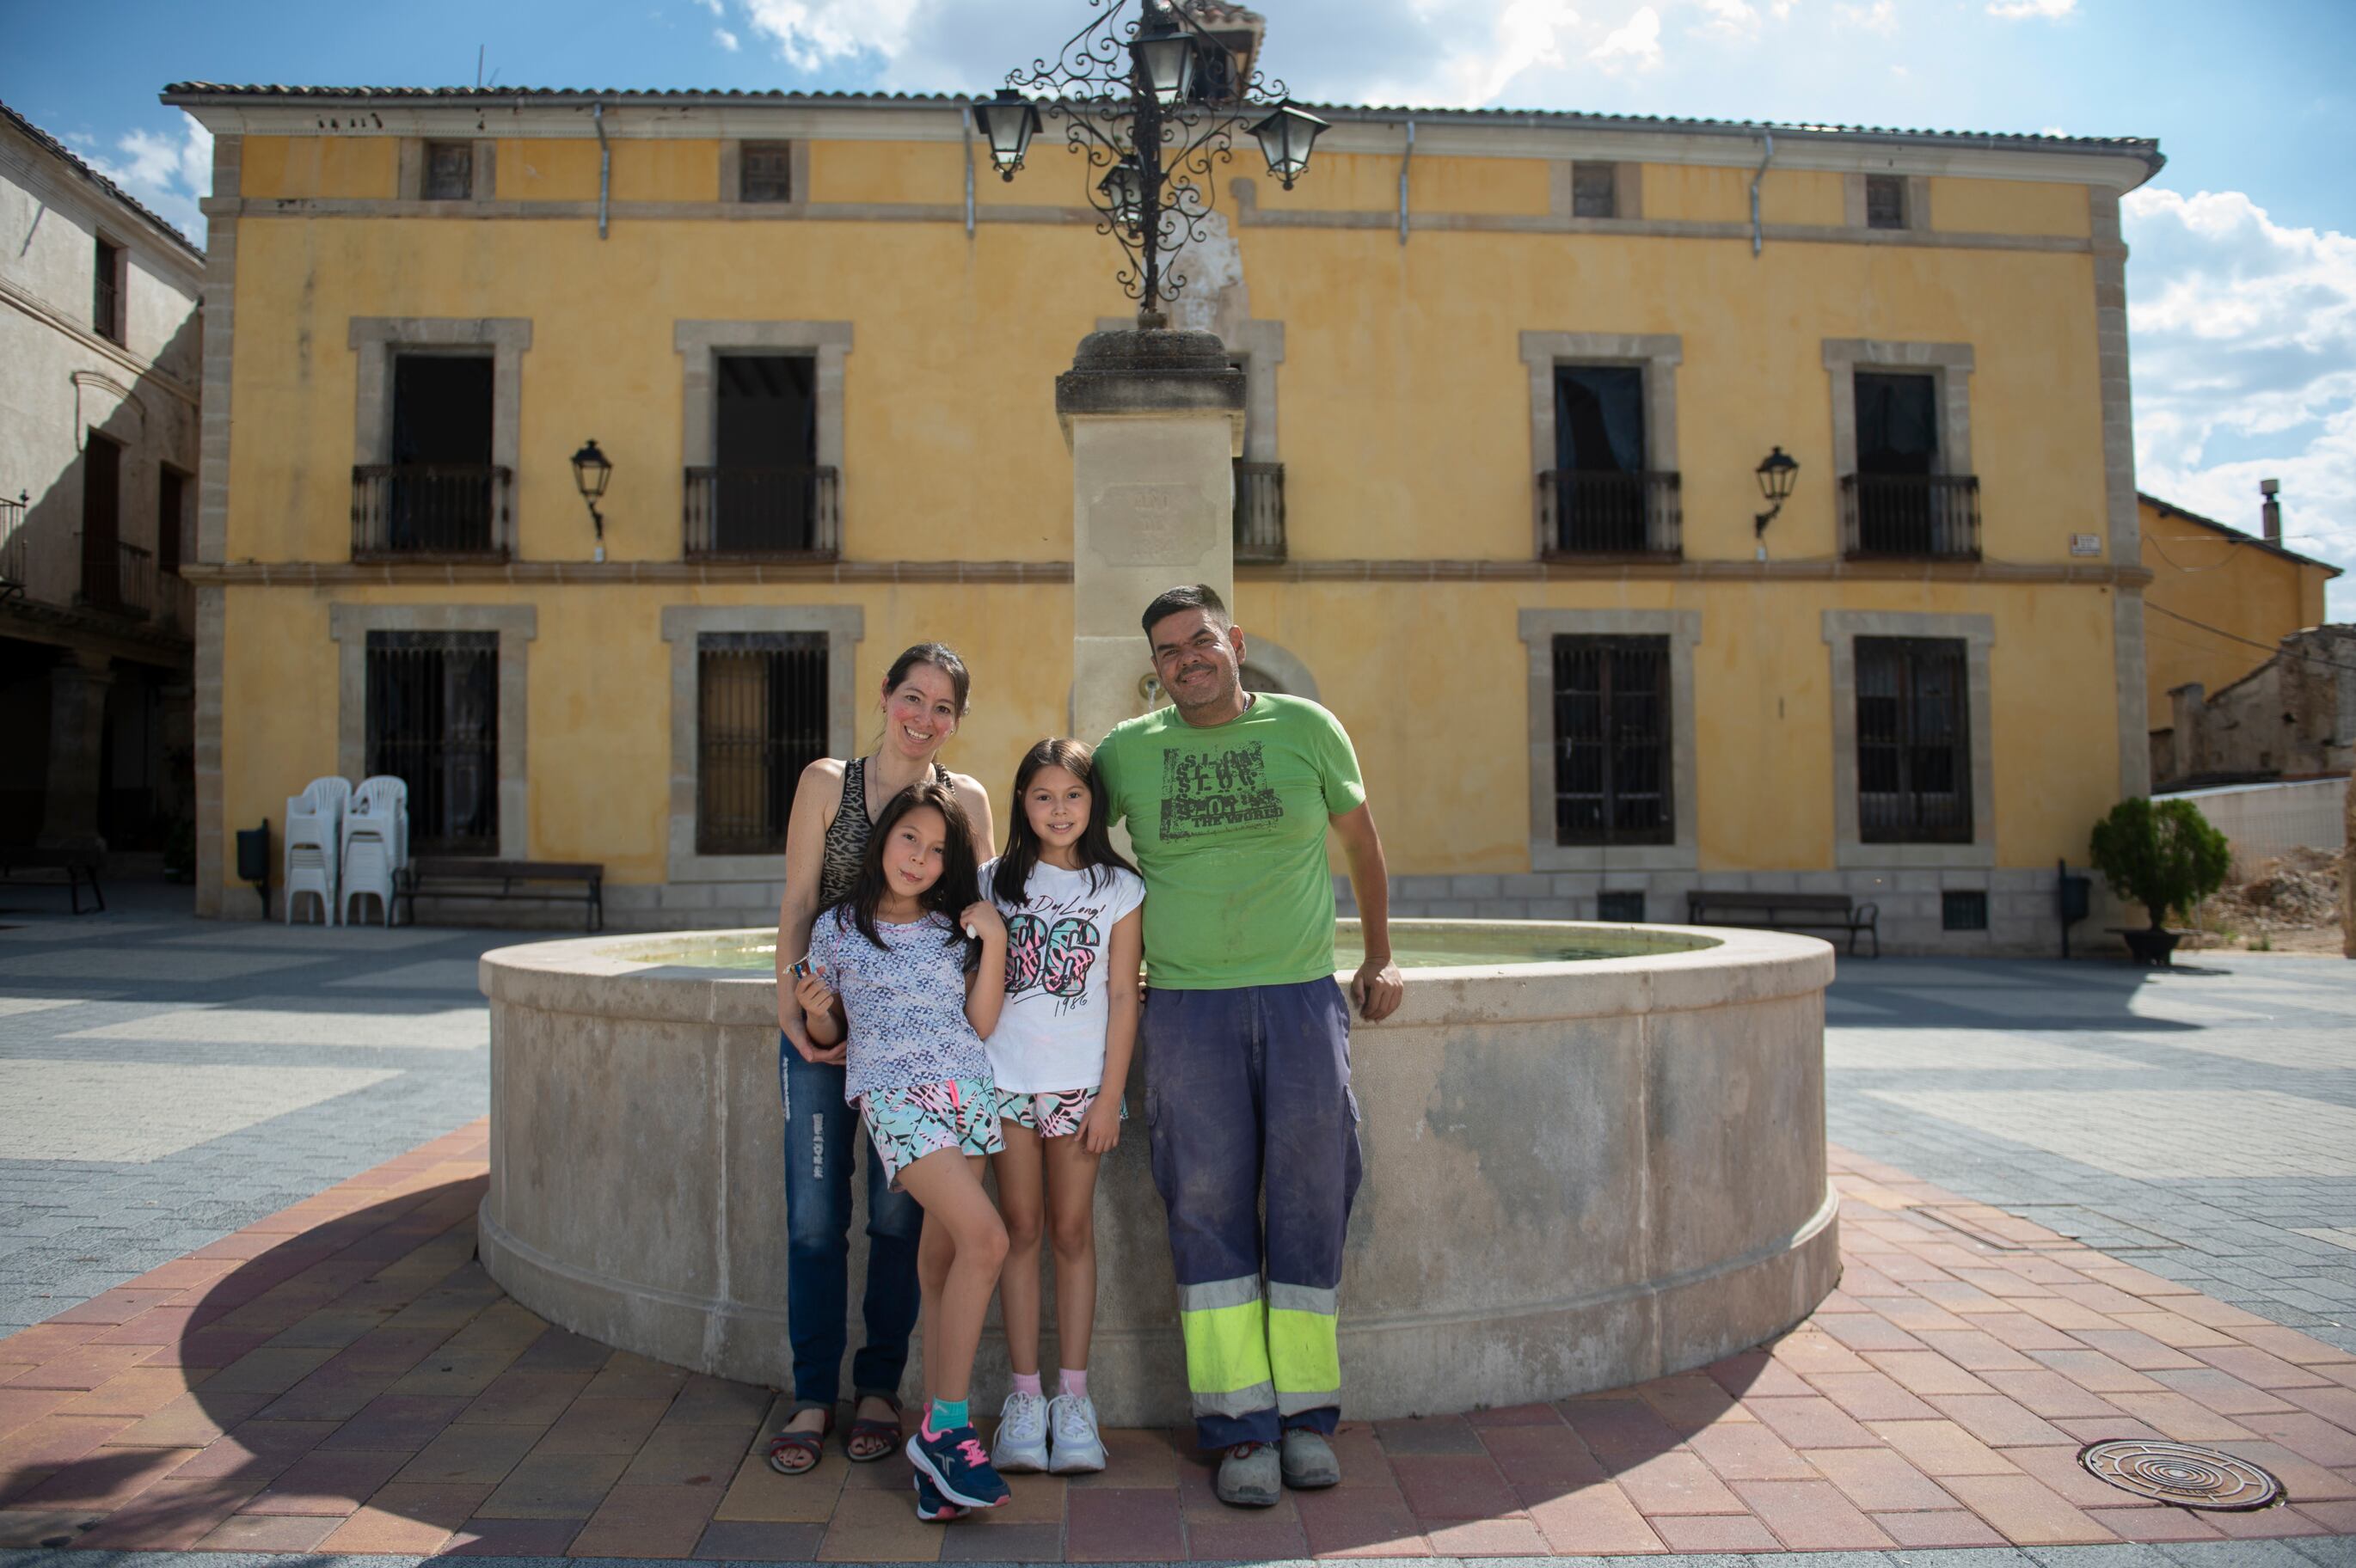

{"left": 2157, "top": 624, "right": 2356, "bottom": 789}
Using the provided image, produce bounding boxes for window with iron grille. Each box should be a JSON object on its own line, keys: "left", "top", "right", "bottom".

{"left": 1865, "top": 174, "right": 1907, "bottom": 230}
{"left": 1571, "top": 162, "right": 1618, "bottom": 218}
{"left": 423, "top": 141, "right": 475, "bottom": 200}
{"left": 1550, "top": 635, "right": 1672, "bottom": 846}
{"left": 740, "top": 142, "right": 795, "bottom": 203}
{"left": 1942, "top": 889, "right": 1988, "bottom": 931}
{"left": 93, "top": 236, "right": 123, "bottom": 343}
{"left": 1856, "top": 636, "right": 1971, "bottom": 843}
{"left": 365, "top": 631, "right": 499, "bottom": 854}
{"left": 697, "top": 632, "right": 829, "bottom": 855}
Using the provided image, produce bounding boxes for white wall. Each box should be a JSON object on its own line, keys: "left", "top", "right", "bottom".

{"left": 2160, "top": 776, "right": 2350, "bottom": 878}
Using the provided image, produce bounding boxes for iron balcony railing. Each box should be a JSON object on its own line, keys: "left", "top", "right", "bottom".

{"left": 684, "top": 465, "right": 840, "bottom": 559}
{"left": 0, "top": 493, "right": 25, "bottom": 600}
{"left": 1235, "top": 460, "right": 1285, "bottom": 561}
{"left": 1841, "top": 473, "right": 1982, "bottom": 560}
{"left": 80, "top": 539, "right": 153, "bottom": 621}
{"left": 351, "top": 464, "right": 512, "bottom": 560}
{"left": 1538, "top": 470, "right": 1683, "bottom": 559}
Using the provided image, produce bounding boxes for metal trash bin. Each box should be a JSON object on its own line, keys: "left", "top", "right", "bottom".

{"left": 235, "top": 820, "right": 271, "bottom": 917}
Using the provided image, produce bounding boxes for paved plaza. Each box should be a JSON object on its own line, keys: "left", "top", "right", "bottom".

{"left": 0, "top": 882, "right": 2353, "bottom": 1563}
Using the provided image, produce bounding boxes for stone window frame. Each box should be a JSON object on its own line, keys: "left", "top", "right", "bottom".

{"left": 1552, "top": 162, "right": 1643, "bottom": 222}
{"left": 660, "top": 603, "right": 864, "bottom": 884}
{"left": 398, "top": 138, "right": 497, "bottom": 203}
{"left": 1844, "top": 173, "right": 1930, "bottom": 233}
{"left": 1821, "top": 338, "right": 1975, "bottom": 481}
{"left": 1517, "top": 608, "right": 1700, "bottom": 873}
{"left": 674, "top": 321, "right": 853, "bottom": 548}
{"left": 1518, "top": 331, "right": 1682, "bottom": 558}
{"left": 720, "top": 140, "right": 810, "bottom": 207}
{"left": 1821, "top": 609, "right": 1995, "bottom": 871}
{"left": 348, "top": 318, "right": 532, "bottom": 555}
{"left": 328, "top": 603, "right": 537, "bottom": 860}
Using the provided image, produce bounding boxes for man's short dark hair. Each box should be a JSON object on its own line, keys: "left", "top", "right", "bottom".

{"left": 1141, "top": 583, "right": 1230, "bottom": 639}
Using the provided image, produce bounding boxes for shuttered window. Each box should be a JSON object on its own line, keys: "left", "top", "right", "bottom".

{"left": 696, "top": 632, "right": 828, "bottom": 855}
{"left": 1856, "top": 635, "right": 1971, "bottom": 842}
{"left": 1550, "top": 635, "right": 1672, "bottom": 846}
{"left": 423, "top": 141, "right": 474, "bottom": 200}
{"left": 366, "top": 631, "right": 499, "bottom": 854}
{"left": 1865, "top": 174, "right": 1907, "bottom": 230}
{"left": 740, "top": 142, "right": 794, "bottom": 203}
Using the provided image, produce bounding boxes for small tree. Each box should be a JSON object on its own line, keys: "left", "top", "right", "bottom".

{"left": 2089, "top": 797, "right": 2231, "bottom": 931}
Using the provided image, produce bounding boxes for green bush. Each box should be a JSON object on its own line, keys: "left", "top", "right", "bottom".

{"left": 2088, "top": 797, "right": 2230, "bottom": 931}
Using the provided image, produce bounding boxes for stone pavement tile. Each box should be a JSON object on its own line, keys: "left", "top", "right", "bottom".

{"left": 1769, "top": 1324, "right": 1877, "bottom": 1373}
{"left": 1186, "top": 1510, "right": 1310, "bottom": 1560}
{"left": 2034, "top": 1348, "right": 2171, "bottom": 1393}
{"left": 1979, "top": 1369, "right": 2135, "bottom": 1419}
{"left": 711, "top": 1449, "right": 848, "bottom": 1522}
{"left": 1068, "top": 1424, "right": 1184, "bottom": 1489}
{"left": 1421, "top": 1515, "right": 1551, "bottom": 1557}
{"left": 1863, "top": 1351, "right": 1999, "bottom": 1398}
{"left": 583, "top": 1349, "right": 693, "bottom": 1400}
{"left": 1632, "top": 1373, "right": 1746, "bottom": 1433}
{"left": 48, "top": 1287, "right": 186, "bottom": 1326}
{"left": 2212, "top": 1440, "right": 2356, "bottom": 1501}
{"left": 1479, "top": 1422, "right": 1607, "bottom": 1491}
{"left": 2205, "top": 1503, "right": 2332, "bottom": 1539}
{"left": 537, "top": 1392, "right": 672, "bottom": 1454}
{"left": 2062, "top": 1334, "right": 2203, "bottom": 1375}
{"left": 512, "top": 1326, "right": 617, "bottom": 1372}
{"left": 169, "top": 1418, "right": 336, "bottom": 1485}
{"left": 439, "top": 1513, "right": 587, "bottom": 1554}
{"left": 1468, "top": 1400, "right": 1571, "bottom": 1426}
{"left": 2154, "top": 1367, "right": 2302, "bottom": 1416}
{"left": 1174, "top": 1450, "right": 1294, "bottom": 1522}
{"left": 974, "top": 1473, "right": 1064, "bottom": 1525}
{"left": 568, "top": 1479, "right": 723, "bottom": 1559}
{"left": 2003, "top": 1443, "right": 2166, "bottom": 1510}
{"left": 0, "top": 1325, "right": 101, "bottom": 1364}
{"left": 2239, "top": 1412, "right": 2356, "bottom": 1467}
{"left": 1064, "top": 1485, "right": 1183, "bottom": 1560}
{"left": 1803, "top": 1444, "right": 1962, "bottom": 1512}
{"left": 9, "top": 1441, "right": 198, "bottom": 1508}
{"left": 0, "top": 1387, "right": 70, "bottom": 1438}
{"left": 0, "top": 1412, "right": 133, "bottom": 1486}
{"left": 2110, "top": 1311, "right": 2242, "bottom": 1351}
{"left": 148, "top": 1326, "right": 275, "bottom": 1369}
{"left": 1936, "top": 1473, "right": 2120, "bottom": 1544}
{"left": 1866, "top": 1418, "right": 2018, "bottom": 1476}
{"left": 199, "top": 1343, "right": 340, "bottom": 1396}
{"left": 2195, "top": 1345, "right": 2341, "bottom": 1388}
{"left": 1607, "top": 1449, "right": 1747, "bottom": 1514}
{"left": 88, "top": 1304, "right": 208, "bottom": 1346}
{"left": 0, "top": 1506, "right": 100, "bottom": 1549}
{"left": 2053, "top": 1416, "right": 2170, "bottom": 1444}
{"left": 198, "top": 1509, "right": 342, "bottom": 1550}
{"left": 2299, "top": 1498, "right": 2356, "bottom": 1533}
{"left": 945, "top": 1518, "right": 1064, "bottom": 1560}
{"left": 1731, "top": 1477, "right": 1896, "bottom": 1549}
{"left": 1747, "top": 1394, "right": 1884, "bottom": 1449}
{"left": 316, "top": 1479, "right": 488, "bottom": 1553}
{"left": 1649, "top": 1510, "right": 1779, "bottom": 1551}
{"left": 1915, "top": 1279, "right": 2012, "bottom": 1315}
{"left": 1684, "top": 1419, "right": 1819, "bottom": 1481}
{"left": 1915, "top": 1329, "right": 2045, "bottom": 1370}
{"left": 2103, "top": 1391, "right": 2262, "bottom": 1442}
{"left": 4, "top": 1344, "right": 153, "bottom": 1390}
{"left": 241, "top": 1444, "right": 412, "bottom": 1515}
{"left": 476, "top": 1448, "right": 633, "bottom": 1517}
{"left": 2051, "top": 1281, "right": 2165, "bottom": 1317}
{"left": 69, "top": 1473, "right": 267, "bottom": 1549}
{"left": 58, "top": 1364, "right": 212, "bottom": 1418}
{"left": 817, "top": 1484, "right": 945, "bottom": 1561}
{"left": 2287, "top": 1385, "right": 2356, "bottom": 1427}
{"left": 1976, "top": 1314, "right": 2089, "bottom": 1353}
{"left": 1292, "top": 1482, "right": 1430, "bottom": 1556}
{"left": 1516, "top": 1479, "right": 1665, "bottom": 1554}
{"left": 395, "top": 1420, "right": 542, "bottom": 1485}
{"left": 666, "top": 1373, "right": 774, "bottom": 1427}
{"left": 1705, "top": 1348, "right": 1814, "bottom": 1400}
{"left": 1873, "top": 1507, "right": 2009, "bottom": 1547}
{"left": 2084, "top": 1504, "right": 2224, "bottom": 1541}
{"left": 1924, "top": 1392, "right": 2076, "bottom": 1448}
{"left": 107, "top": 1387, "right": 271, "bottom": 1449}
{"left": 693, "top": 1518, "right": 829, "bottom": 1559}
{"left": 1559, "top": 1395, "right": 1682, "bottom": 1463}
{"left": 1809, "top": 1370, "right": 1944, "bottom": 1422}
{"left": 2233, "top": 1326, "right": 2356, "bottom": 1365}
{"left": 319, "top": 1391, "right": 470, "bottom": 1449}
{"left": 1819, "top": 1312, "right": 1932, "bottom": 1352}
{"left": 619, "top": 1419, "right": 754, "bottom": 1488}
{"left": 1375, "top": 1413, "right": 1487, "bottom": 1454}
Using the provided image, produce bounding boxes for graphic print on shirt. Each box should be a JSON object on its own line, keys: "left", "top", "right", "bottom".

{"left": 1159, "top": 742, "right": 1283, "bottom": 840}
{"left": 1004, "top": 912, "right": 1104, "bottom": 1013}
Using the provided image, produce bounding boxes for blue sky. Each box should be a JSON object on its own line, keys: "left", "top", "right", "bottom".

{"left": 7, "top": 0, "right": 2351, "bottom": 617}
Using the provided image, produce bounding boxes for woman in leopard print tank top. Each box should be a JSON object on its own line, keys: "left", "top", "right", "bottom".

{"left": 766, "top": 644, "right": 997, "bottom": 1475}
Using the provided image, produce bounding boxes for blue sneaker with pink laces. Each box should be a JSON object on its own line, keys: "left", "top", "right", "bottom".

{"left": 906, "top": 1419, "right": 1009, "bottom": 1510}
{"left": 912, "top": 1470, "right": 966, "bottom": 1522}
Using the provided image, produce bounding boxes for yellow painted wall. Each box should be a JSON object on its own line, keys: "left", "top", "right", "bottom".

{"left": 1291, "top": 150, "right": 1550, "bottom": 216}
{"left": 1640, "top": 163, "right": 1752, "bottom": 224}
{"left": 2140, "top": 494, "right": 2337, "bottom": 717}
{"left": 497, "top": 139, "right": 601, "bottom": 201}
{"left": 240, "top": 136, "right": 398, "bottom": 200}
{"left": 1930, "top": 177, "right": 2090, "bottom": 240}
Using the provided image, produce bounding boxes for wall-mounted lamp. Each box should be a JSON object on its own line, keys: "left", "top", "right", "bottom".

{"left": 1753, "top": 446, "right": 1800, "bottom": 539}
{"left": 571, "top": 438, "right": 612, "bottom": 561}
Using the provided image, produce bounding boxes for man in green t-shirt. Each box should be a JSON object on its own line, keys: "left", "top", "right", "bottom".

{"left": 1094, "top": 584, "right": 1403, "bottom": 1509}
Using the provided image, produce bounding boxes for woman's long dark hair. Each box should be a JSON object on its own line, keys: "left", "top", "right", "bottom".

{"left": 828, "top": 778, "right": 984, "bottom": 969}
{"left": 991, "top": 738, "right": 1137, "bottom": 908}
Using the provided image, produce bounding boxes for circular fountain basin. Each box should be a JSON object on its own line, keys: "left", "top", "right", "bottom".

{"left": 476, "top": 920, "right": 1838, "bottom": 1423}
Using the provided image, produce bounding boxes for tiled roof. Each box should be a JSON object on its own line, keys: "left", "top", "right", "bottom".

{"left": 0, "top": 97, "right": 206, "bottom": 260}
{"left": 2141, "top": 491, "right": 2344, "bottom": 577}
{"left": 157, "top": 83, "right": 2162, "bottom": 170}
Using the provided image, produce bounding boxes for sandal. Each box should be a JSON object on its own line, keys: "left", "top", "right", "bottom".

{"left": 767, "top": 1406, "right": 834, "bottom": 1475}
{"left": 845, "top": 1393, "right": 903, "bottom": 1463}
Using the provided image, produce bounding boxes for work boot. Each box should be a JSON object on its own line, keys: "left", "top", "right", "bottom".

{"left": 1279, "top": 1428, "right": 1341, "bottom": 1489}
{"left": 1215, "top": 1442, "right": 1281, "bottom": 1508}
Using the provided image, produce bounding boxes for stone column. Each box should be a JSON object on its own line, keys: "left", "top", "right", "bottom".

{"left": 1054, "top": 328, "right": 1246, "bottom": 749}
{"left": 38, "top": 647, "right": 114, "bottom": 851}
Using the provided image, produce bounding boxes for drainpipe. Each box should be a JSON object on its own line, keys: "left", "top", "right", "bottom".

{"left": 1748, "top": 130, "right": 1773, "bottom": 258}
{"left": 1397, "top": 118, "right": 1415, "bottom": 246}
{"left": 961, "top": 101, "right": 977, "bottom": 240}
{"left": 592, "top": 101, "right": 610, "bottom": 240}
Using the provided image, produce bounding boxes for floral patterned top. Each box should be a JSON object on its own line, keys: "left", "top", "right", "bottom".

{"left": 807, "top": 905, "right": 995, "bottom": 1102}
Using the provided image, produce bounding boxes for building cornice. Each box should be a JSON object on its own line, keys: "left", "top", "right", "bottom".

{"left": 0, "top": 276, "right": 200, "bottom": 408}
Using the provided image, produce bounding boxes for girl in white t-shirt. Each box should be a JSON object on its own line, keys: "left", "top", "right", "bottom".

{"left": 979, "top": 738, "right": 1144, "bottom": 1477}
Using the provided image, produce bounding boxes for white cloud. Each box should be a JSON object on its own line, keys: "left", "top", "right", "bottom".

{"left": 1589, "top": 4, "right": 1664, "bottom": 71}
{"left": 743, "top": 0, "right": 923, "bottom": 70}
{"left": 2125, "top": 187, "right": 2356, "bottom": 618}
{"left": 81, "top": 113, "right": 211, "bottom": 244}
{"left": 1693, "top": 0, "right": 1760, "bottom": 38}
{"left": 694, "top": 0, "right": 722, "bottom": 13}
{"left": 1837, "top": 0, "right": 1897, "bottom": 34}
{"left": 715, "top": 25, "right": 740, "bottom": 49}
{"left": 1987, "top": 0, "right": 2072, "bottom": 16}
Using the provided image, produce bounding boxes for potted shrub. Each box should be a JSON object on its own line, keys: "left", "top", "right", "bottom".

{"left": 2088, "top": 797, "right": 2230, "bottom": 965}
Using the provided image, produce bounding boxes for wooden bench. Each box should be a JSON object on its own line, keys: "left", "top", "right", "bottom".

{"left": 0, "top": 846, "right": 107, "bottom": 915}
{"left": 396, "top": 858, "right": 604, "bottom": 932}
{"left": 1686, "top": 890, "right": 1879, "bottom": 957}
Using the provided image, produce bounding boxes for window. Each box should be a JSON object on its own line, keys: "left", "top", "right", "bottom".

{"left": 81, "top": 432, "right": 124, "bottom": 613}
{"left": 1942, "top": 890, "right": 1988, "bottom": 932}
{"left": 1571, "top": 162, "right": 1618, "bottom": 219}
{"left": 423, "top": 141, "right": 475, "bottom": 201}
{"left": 740, "top": 142, "right": 795, "bottom": 203}
{"left": 93, "top": 236, "right": 123, "bottom": 343}
{"left": 696, "top": 633, "right": 829, "bottom": 855}
{"left": 1550, "top": 635, "right": 1672, "bottom": 847}
{"left": 365, "top": 631, "right": 499, "bottom": 854}
{"left": 1856, "top": 636, "right": 1971, "bottom": 844}
{"left": 1865, "top": 174, "right": 1907, "bottom": 230}
{"left": 690, "top": 354, "right": 822, "bottom": 555}
{"left": 1545, "top": 364, "right": 1672, "bottom": 554}
{"left": 361, "top": 354, "right": 498, "bottom": 554}
{"left": 1856, "top": 372, "right": 1937, "bottom": 478}
{"left": 157, "top": 467, "right": 185, "bottom": 579}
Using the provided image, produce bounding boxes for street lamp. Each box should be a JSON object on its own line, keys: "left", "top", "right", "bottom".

{"left": 571, "top": 438, "right": 611, "bottom": 559}
{"left": 1753, "top": 446, "right": 1799, "bottom": 539}
{"left": 983, "top": 0, "right": 1328, "bottom": 323}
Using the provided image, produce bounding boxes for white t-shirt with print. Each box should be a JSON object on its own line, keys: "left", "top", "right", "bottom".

{"left": 981, "top": 857, "right": 1146, "bottom": 1093}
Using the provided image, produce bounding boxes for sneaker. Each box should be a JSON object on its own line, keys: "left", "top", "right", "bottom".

{"left": 906, "top": 1423, "right": 1011, "bottom": 1510}
{"left": 1214, "top": 1442, "right": 1281, "bottom": 1508}
{"left": 913, "top": 1470, "right": 966, "bottom": 1522}
{"left": 1278, "top": 1428, "right": 1340, "bottom": 1489}
{"left": 1046, "top": 1392, "right": 1107, "bottom": 1473}
{"left": 991, "top": 1389, "right": 1050, "bottom": 1473}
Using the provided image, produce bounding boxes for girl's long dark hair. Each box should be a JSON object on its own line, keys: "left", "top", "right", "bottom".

{"left": 829, "top": 779, "right": 984, "bottom": 969}
{"left": 992, "top": 738, "right": 1138, "bottom": 908}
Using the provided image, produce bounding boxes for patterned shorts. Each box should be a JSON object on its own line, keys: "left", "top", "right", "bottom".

{"left": 858, "top": 1078, "right": 1004, "bottom": 1188}
{"left": 995, "top": 1085, "right": 1128, "bottom": 1140}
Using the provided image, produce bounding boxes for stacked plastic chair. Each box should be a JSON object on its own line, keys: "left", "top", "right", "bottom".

{"left": 283, "top": 776, "right": 351, "bottom": 924}
{"left": 340, "top": 775, "right": 409, "bottom": 927}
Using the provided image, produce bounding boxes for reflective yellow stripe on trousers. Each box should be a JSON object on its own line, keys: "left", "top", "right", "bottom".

{"left": 1178, "top": 1276, "right": 1274, "bottom": 1418}
{"left": 1268, "top": 1281, "right": 1341, "bottom": 1413}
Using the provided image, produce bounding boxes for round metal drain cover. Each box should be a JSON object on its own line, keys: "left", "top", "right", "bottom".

{"left": 2080, "top": 1440, "right": 2282, "bottom": 1510}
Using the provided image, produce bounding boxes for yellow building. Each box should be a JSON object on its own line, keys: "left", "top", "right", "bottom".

{"left": 166, "top": 67, "right": 2165, "bottom": 952}
{"left": 2139, "top": 489, "right": 2340, "bottom": 720}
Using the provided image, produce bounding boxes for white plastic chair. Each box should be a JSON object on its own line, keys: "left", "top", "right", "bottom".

{"left": 284, "top": 777, "right": 349, "bottom": 924}
{"left": 341, "top": 835, "right": 396, "bottom": 926}
{"left": 343, "top": 775, "right": 409, "bottom": 872}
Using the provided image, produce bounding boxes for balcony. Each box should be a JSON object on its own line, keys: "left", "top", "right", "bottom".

{"left": 684, "top": 465, "right": 840, "bottom": 560}
{"left": 1235, "top": 460, "right": 1285, "bottom": 562}
{"left": 0, "top": 493, "right": 24, "bottom": 602}
{"left": 78, "top": 540, "right": 153, "bottom": 622}
{"left": 1538, "top": 470, "right": 1682, "bottom": 560}
{"left": 1840, "top": 473, "right": 1981, "bottom": 560}
{"left": 351, "top": 464, "right": 512, "bottom": 560}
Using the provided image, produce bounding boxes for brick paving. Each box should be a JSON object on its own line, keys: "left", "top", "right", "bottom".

{"left": 3, "top": 1124, "right": 2354, "bottom": 1560}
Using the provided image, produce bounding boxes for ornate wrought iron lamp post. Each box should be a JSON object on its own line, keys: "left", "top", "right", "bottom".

{"left": 975, "top": 1, "right": 1328, "bottom": 327}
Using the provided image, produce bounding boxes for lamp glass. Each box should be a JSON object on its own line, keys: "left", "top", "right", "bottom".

{"left": 571, "top": 439, "right": 612, "bottom": 501}
{"left": 1755, "top": 446, "right": 1798, "bottom": 504}
{"left": 977, "top": 89, "right": 1040, "bottom": 176}
{"left": 1249, "top": 101, "right": 1328, "bottom": 189}
{"left": 1098, "top": 160, "right": 1145, "bottom": 230}
{"left": 1133, "top": 13, "right": 1197, "bottom": 105}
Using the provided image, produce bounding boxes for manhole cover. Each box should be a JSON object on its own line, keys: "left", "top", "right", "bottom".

{"left": 2080, "top": 1440, "right": 2282, "bottom": 1510}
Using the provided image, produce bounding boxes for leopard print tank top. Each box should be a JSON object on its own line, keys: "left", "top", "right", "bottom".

{"left": 818, "top": 756, "right": 953, "bottom": 906}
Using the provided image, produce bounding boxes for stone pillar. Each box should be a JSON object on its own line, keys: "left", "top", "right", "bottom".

{"left": 2341, "top": 771, "right": 2353, "bottom": 960}
{"left": 1055, "top": 328, "right": 1246, "bottom": 748}
{"left": 38, "top": 647, "right": 114, "bottom": 851}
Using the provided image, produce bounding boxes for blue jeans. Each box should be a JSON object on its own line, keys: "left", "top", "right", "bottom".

{"left": 780, "top": 1035, "right": 923, "bottom": 1409}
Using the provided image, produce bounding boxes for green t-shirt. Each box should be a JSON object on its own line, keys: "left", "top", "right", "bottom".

{"left": 1095, "top": 692, "right": 1366, "bottom": 990}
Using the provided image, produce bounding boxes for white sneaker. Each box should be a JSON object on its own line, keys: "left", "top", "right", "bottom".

{"left": 991, "top": 1389, "right": 1049, "bottom": 1473}
{"left": 1047, "top": 1391, "right": 1107, "bottom": 1473}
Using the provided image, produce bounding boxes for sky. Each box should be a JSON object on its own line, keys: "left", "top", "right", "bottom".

{"left": 5, "top": 0, "right": 2352, "bottom": 620}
